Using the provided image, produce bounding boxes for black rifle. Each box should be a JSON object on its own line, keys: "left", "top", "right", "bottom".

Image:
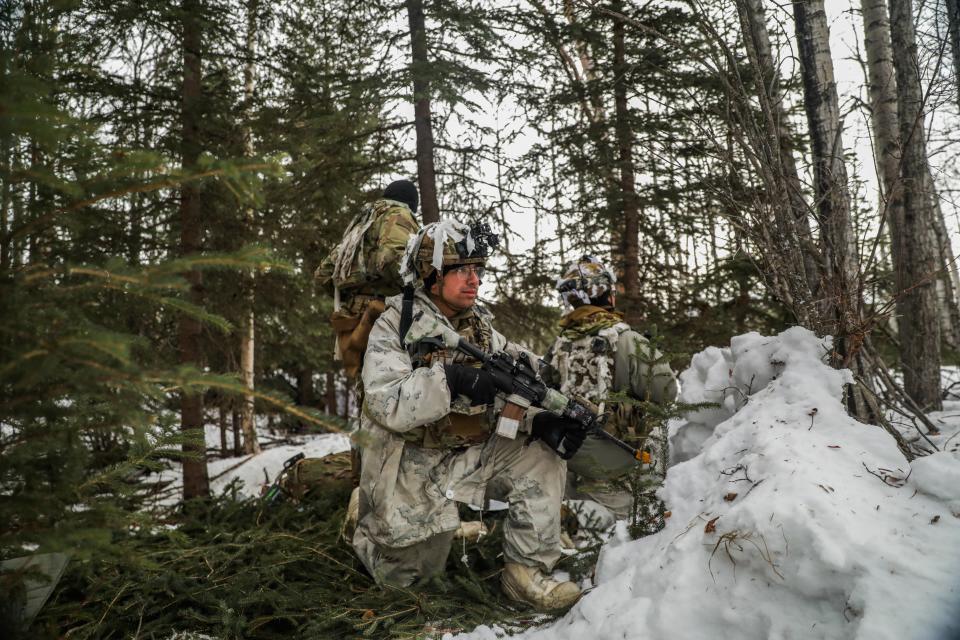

{"left": 412, "top": 334, "right": 646, "bottom": 461}
{"left": 262, "top": 452, "right": 305, "bottom": 504}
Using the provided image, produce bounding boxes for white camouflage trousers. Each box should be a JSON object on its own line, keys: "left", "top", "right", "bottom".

{"left": 353, "top": 434, "right": 565, "bottom": 587}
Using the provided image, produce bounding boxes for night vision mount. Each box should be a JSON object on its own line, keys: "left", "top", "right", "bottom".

{"left": 455, "top": 221, "right": 500, "bottom": 259}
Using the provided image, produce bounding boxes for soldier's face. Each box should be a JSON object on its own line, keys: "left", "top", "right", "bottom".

{"left": 433, "top": 264, "right": 481, "bottom": 311}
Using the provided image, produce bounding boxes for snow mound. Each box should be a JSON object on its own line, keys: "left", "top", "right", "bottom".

{"left": 456, "top": 327, "right": 960, "bottom": 640}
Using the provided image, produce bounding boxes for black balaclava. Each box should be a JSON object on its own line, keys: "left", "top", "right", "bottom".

{"left": 383, "top": 179, "right": 419, "bottom": 214}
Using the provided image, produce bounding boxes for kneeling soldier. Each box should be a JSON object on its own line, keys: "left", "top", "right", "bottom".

{"left": 545, "top": 256, "right": 679, "bottom": 527}
{"left": 353, "top": 219, "right": 583, "bottom": 611}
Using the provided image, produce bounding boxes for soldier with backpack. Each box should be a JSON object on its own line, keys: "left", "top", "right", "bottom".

{"left": 544, "top": 256, "right": 679, "bottom": 528}
{"left": 315, "top": 179, "right": 421, "bottom": 381}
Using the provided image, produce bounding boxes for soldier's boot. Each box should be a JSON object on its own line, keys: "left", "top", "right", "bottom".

{"left": 500, "top": 563, "right": 581, "bottom": 611}
{"left": 341, "top": 486, "right": 359, "bottom": 544}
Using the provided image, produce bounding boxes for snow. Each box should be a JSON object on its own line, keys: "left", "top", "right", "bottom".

{"left": 451, "top": 327, "right": 960, "bottom": 640}
{"left": 145, "top": 426, "right": 350, "bottom": 506}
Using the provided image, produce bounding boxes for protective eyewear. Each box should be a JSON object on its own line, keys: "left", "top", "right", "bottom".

{"left": 447, "top": 265, "right": 485, "bottom": 280}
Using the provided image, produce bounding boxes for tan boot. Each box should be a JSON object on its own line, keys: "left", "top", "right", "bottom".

{"left": 500, "top": 563, "right": 581, "bottom": 611}
{"left": 341, "top": 486, "right": 359, "bottom": 544}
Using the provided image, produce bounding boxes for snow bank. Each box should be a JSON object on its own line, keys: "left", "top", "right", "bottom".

{"left": 208, "top": 433, "right": 351, "bottom": 498}
{"left": 146, "top": 430, "right": 350, "bottom": 506}
{"left": 456, "top": 327, "right": 960, "bottom": 640}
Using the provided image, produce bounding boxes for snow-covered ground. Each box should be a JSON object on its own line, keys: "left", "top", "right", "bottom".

{"left": 145, "top": 425, "right": 350, "bottom": 507}
{"left": 453, "top": 327, "right": 960, "bottom": 640}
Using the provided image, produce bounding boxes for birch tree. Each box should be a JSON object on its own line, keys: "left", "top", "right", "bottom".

{"left": 889, "top": 0, "right": 943, "bottom": 410}
{"left": 240, "top": 0, "right": 260, "bottom": 454}
{"left": 948, "top": 0, "right": 960, "bottom": 109}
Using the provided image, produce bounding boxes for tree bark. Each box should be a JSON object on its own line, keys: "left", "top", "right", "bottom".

{"left": 325, "top": 369, "right": 337, "bottom": 415}
{"left": 232, "top": 409, "right": 241, "bottom": 455}
{"left": 1, "top": 123, "right": 10, "bottom": 274}
{"left": 928, "top": 170, "right": 960, "bottom": 350}
{"left": 406, "top": 0, "right": 439, "bottom": 223}
{"left": 1, "top": 34, "right": 9, "bottom": 273}
{"left": 948, "top": 0, "right": 960, "bottom": 111}
{"left": 179, "top": 0, "right": 210, "bottom": 500}
{"left": 793, "top": 0, "right": 862, "bottom": 346}
{"left": 860, "top": 0, "right": 904, "bottom": 273}
{"left": 239, "top": 0, "right": 260, "bottom": 455}
{"left": 890, "top": 0, "right": 943, "bottom": 410}
{"left": 218, "top": 402, "right": 228, "bottom": 457}
{"left": 611, "top": 0, "right": 641, "bottom": 326}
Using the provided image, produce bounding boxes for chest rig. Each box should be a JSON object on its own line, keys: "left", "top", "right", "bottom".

{"left": 403, "top": 307, "right": 495, "bottom": 449}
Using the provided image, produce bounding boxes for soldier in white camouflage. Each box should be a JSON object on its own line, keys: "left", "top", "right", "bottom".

{"left": 352, "top": 219, "right": 584, "bottom": 611}
{"left": 544, "top": 256, "right": 679, "bottom": 527}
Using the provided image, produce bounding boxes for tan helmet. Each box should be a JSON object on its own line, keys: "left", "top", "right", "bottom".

{"left": 401, "top": 219, "right": 499, "bottom": 287}
{"left": 556, "top": 255, "right": 616, "bottom": 307}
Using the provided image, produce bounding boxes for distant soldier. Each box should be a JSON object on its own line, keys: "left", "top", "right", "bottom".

{"left": 316, "top": 180, "right": 421, "bottom": 381}
{"left": 353, "top": 219, "right": 584, "bottom": 611}
{"left": 544, "top": 256, "right": 679, "bottom": 526}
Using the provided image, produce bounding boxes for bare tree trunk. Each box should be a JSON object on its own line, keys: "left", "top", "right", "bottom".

{"left": 239, "top": 0, "right": 260, "bottom": 455}
{"left": 928, "top": 167, "right": 960, "bottom": 350}
{"left": 218, "top": 402, "right": 228, "bottom": 457}
{"left": 297, "top": 368, "right": 314, "bottom": 430}
{"left": 406, "top": 0, "right": 439, "bottom": 223}
{"left": 860, "top": 0, "right": 904, "bottom": 272}
{"left": 1, "top": 32, "right": 9, "bottom": 274}
{"left": 325, "top": 370, "right": 337, "bottom": 415}
{"left": 612, "top": 0, "right": 641, "bottom": 326}
{"left": 863, "top": 0, "right": 955, "bottom": 388}
{"left": 793, "top": 0, "right": 880, "bottom": 421}
{"left": 179, "top": 0, "right": 210, "bottom": 500}
{"left": 1, "top": 123, "right": 10, "bottom": 274}
{"left": 793, "top": 0, "right": 861, "bottom": 331}
{"left": 890, "top": 0, "right": 943, "bottom": 410}
{"left": 948, "top": 0, "right": 960, "bottom": 110}
{"left": 232, "top": 409, "right": 241, "bottom": 455}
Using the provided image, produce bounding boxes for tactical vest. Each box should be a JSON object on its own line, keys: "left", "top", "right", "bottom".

{"left": 548, "top": 321, "right": 647, "bottom": 443}
{"left": 400, "top": 306, "right": 495, "bottom": 450}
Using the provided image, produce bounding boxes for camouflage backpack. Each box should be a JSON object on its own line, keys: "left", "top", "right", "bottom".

{"left": 548, "top": 322, "right": 630, "bottom": 407}
{"left": 316, "top": 198, "right": 418, "bottom": 379}
{"left": 278, "top": 450, "right": 354, "bottom": 502}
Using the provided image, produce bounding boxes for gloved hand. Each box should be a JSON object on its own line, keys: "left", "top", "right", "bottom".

{"left": 443, "top": 364, "right": 498, "bottom": 406}
{"left": 531, "top": 412, "right": 586, "bottom": 459}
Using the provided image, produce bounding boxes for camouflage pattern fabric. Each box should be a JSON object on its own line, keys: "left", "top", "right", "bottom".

{"left": 545, "top": 305, "right": 678, "bottom": 523}
{"left": 556, "top": 257, "right": 616, "bottom": 308}
{"left": 280, "top": 451, "right": 353, "bottom": 502}
{"left": 316, "top": 198, "right": 419, "bottom": 298}
{"left": 352, "top": 290, "right": 565, "bottom": 587}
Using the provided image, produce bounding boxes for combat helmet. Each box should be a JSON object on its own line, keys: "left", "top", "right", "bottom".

{"left": 556, "top": 255, "right": 616, "bottom": 307}
{"left": 400, "top": 219, "right": 500, "bottom": 288}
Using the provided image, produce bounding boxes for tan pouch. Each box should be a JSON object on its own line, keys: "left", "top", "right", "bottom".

{"left": 339, "top": 299, "right": 385, "bottom": 380}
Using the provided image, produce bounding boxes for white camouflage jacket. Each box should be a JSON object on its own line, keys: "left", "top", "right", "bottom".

{"left": 357, "top": 290, "right": 539, "bottom": 548}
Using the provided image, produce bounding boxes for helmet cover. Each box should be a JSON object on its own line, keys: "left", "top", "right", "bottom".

{"left": 556, "top": 255, "right": 616, "bottom": 307}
